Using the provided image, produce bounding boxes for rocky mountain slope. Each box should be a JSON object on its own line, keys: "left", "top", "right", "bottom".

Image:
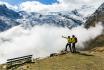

{"left": 85, "top": 3, "right": 104, "bottom": 28}
{"left": 0, "top": 4, "right": 21, "bottom": 31}
{"left": 17, "top": 51, "right": 104, "bottom": 70}
{"left": 84, "top": 2, "right": 104, "bottom": 49}
{"left": 1, "top": 51, "right": 104, "bottom": 70}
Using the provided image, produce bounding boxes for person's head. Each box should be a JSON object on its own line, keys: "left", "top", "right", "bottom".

{"left": 72, "top": 35, "right": 75, "bottom": 37}
{"left": 68, "top": 36, "right": 70, "bottom": 38}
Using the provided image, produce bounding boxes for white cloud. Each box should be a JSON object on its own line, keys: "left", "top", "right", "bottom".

{"left": 0, "top": 0, "right": 104, "bottom": 15}
{"left": 18, "top": 0, "right": 104, "bottom": 15}
{"left": 58, "top": 0, "right": 103, "bottom": 5}
{"left": 0, "top": 23, "right": 103, "bottom": 64}
{"left": 58, "top": 0, "right": 104, "bottom": 10}
{"left": 19, "top": 1, "right": 67, "bottom": 13}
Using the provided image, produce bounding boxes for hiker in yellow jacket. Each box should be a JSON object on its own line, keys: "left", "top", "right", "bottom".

{"left": 62, "top": 36, "right": 73, "bottom": 52}
{"left": 62, "top": 35, "right": 78, "bottom": 53}
{"left": 71, "top": 35, "right": 77, "bottom": 53}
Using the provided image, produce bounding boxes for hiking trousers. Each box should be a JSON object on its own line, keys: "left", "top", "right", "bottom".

{"left": 72, "top": 43, "right": 76, "bottom": 53}
{"left": 65, "top": 43, "right": 72, "bottom": 52}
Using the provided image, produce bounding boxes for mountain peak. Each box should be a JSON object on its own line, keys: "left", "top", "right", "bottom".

{"left": 0, "top": 4, "right": 7, "bottom": 9}
{"left": 0, "top": 4, "right": 21, "bottom": 19}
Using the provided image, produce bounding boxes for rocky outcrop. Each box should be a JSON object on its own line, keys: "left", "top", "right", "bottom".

{"left": 84, "top": 3, "right": 104, "bottom": 49}
{"left": 85, "top": 3, "right": 104, "bottom": 28}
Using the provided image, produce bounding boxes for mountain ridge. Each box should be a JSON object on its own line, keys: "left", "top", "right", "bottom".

{"left": 0, "top": 4, "right": 86, "bottom": 31}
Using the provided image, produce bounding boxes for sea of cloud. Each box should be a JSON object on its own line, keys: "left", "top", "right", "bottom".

{"left": 0, "top": 22, "right": 103, "bottom": 64}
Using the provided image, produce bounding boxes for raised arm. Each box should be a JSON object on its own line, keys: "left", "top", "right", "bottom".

{"left": 62, "top": 36, "right": 67, "bottom": 39}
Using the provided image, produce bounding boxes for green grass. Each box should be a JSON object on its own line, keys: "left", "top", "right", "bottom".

{"left": 15, "top": 52, "right": 104, "bottom": 70}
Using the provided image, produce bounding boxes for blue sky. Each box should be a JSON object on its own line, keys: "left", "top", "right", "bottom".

{"left": 1, "top": 0, "right": 58, "bottom": 5}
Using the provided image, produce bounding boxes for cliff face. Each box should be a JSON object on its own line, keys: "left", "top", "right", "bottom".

{"left": 84, "top": 3, "right": 104, "bottom": 49}
{"left": 85, "top": 3, "right": 104, "bottom": 28}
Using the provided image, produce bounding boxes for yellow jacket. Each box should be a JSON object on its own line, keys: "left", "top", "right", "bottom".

{"left": 67, "top": 38, "right": 72, "bottom": 43}
{"left": 71, "top": 38, "right": 76, "bottom": 43}
{"left": 67, "top": 38, "right": 76, "bottom": 43}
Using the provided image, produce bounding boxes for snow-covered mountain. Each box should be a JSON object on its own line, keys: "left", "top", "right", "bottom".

{"left": 18, "top": 10, "right": 84, "bottom": 29}
{"left": 0, "top": 4, "right": 21, "bottom": 31}
{"left": 0, "top": 4, "right": 90, "bottom": 31}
